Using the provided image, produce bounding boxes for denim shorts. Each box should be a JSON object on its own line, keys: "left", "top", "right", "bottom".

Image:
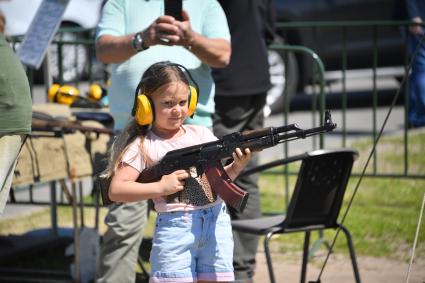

{"left": 149, "top": 202, "right": 234, "bottom": 282}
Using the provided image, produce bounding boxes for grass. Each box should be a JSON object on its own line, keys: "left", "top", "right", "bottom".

{"left": 1, "top": 130, "right": 424, "bottom": 264}
{"left": 351, "top": 129, "right": 425, "bottom": 175}
{"left": 0, "top": 207, "right": 107, "bottom": 238}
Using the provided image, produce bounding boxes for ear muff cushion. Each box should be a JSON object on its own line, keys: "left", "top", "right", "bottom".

{"left": 135, "top": 94, "right": 154, "bottom": 125}
{"left": 48, "top": 84, "right": 60, "bottom": 102}
{"left": 188, "top": 85, "right": 198, "bottom": 117}
{"left": 88, "top": 84, "right": 103, "bottom": 101}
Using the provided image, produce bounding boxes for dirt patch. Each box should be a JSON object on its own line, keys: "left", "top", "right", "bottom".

{"left": 253, "top": 251, "right": 425, "bottom": 283}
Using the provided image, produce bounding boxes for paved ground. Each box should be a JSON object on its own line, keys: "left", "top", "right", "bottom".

{"left": 253, "top": 251, "right": 425, "bottom": 283}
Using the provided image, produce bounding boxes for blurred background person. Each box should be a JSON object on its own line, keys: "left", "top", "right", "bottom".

{"left": 406, "top": 0, "right": 425, "bottom": 128}
{"left": 212, "top": 1, "right": 275, "bottom": 282}
{"left": 0, "top": 9, "right": 32, "bottom": 213}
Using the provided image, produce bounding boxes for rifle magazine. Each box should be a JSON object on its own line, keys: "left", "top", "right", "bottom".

{"left": 205, "top": 166, "right": 249, "bottom": 212}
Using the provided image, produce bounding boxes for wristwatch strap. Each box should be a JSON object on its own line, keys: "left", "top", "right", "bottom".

{"left": 132, "top": 32, "right": 149, "bottom": 52}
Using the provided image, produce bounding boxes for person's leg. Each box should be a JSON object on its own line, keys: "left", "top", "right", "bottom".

{"left": 0, "top": 134, "right": 26, "bottom": 213}
{"left": 96, "top": 201, "right": 148, "bottom": 283}
{"left": 230, "top": 156, "right": 261, "bottom": 282}
{"left": 408, "top": 35, "right": 425, "bottom": 127}
{"left": 197, "top": 203, "right": 234, "bottom": 283}
{"left": 213, "top": 94, "right": 266, "bottom": 282}
{"left": 408, "top": 73, "right": 419, "bottom": 127}
{"left": 413, "top": 36, "right": 425, "bottom": 126}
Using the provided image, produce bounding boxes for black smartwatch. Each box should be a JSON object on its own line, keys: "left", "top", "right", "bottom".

{"left": 132, "top": 32, "right": 149, "bottom": 52}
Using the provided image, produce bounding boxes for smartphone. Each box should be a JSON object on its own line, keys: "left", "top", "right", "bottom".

{"left": 164, "top": 0, "right": 183, "bottom": 21}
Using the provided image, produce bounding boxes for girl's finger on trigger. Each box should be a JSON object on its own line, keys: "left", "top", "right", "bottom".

{"left": 175, "top": 170, "right": 189, "bottom": 177}
{"left": 180, "top": 172, "right": 190, "bottom": 179}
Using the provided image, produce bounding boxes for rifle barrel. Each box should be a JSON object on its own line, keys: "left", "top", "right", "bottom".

{"left": 275, "top": 122, "right": 336, "bottom": 144}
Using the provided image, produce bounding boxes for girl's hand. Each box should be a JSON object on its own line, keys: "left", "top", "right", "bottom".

{"left": 158, "top": 169, "right": 190, "bottom": 196}
{"left": 232, "top": 147, "right": 252, "bottom": 172}
{"left": 225, "top": 148, "right": 252, "bottom": 180}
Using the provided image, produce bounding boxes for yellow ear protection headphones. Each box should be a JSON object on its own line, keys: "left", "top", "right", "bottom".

{"left": 131, "top": 62, "right": 199, "bottom": 126}
{"left": 87, "top": 83, "right": 108, "bottom": 102}
{"left": 48, "top": 83, "right": 80, "bottom": 105}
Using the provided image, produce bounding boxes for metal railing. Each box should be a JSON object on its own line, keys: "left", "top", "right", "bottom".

{"left": 270, "top": 20, "right": 425, "bottom": 180}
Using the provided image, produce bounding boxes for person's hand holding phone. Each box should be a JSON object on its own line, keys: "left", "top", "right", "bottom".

{"left": 138, "top": 0, "right": 194, "bottom": 50}
{"left": 173, "top": 10, "right": 195, "bottom": 50}
{"left": 140, "top": 15, "right": 181, "bottom": 47}
{"left": 409, "top": 17, "right": 424, "bottom": 36}
{"left": 163, "top": 0, "right": 194, "bottom": 49}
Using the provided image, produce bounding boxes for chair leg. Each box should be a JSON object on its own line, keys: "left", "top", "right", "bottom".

{"left": 300, "top": 231, "right": 311, "bottom": 283}
{"left": 9, "top": 186, "right": 16, "bottom": 203}
{"left": 339, "top": 225, "right": 361, "bottom": 283}
{"left": 264, "top": 231, "right": 277, "bottom": 283}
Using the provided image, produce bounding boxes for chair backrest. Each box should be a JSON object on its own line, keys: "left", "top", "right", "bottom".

{"left": 283, "top": 148, "right": 358, "bottom": 230}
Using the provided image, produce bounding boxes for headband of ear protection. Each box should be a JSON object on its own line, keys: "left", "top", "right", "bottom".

{"left": 131, "top": 62, "right": 199, "bottom": 126}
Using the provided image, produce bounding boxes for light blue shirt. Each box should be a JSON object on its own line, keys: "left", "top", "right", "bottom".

{"left": 96, "top": 0, "right": 230, "bottom": 130}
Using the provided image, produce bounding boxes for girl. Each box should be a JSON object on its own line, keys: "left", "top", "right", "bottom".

{"left": 103, "top": 61, "right": 252, "bottom": 283}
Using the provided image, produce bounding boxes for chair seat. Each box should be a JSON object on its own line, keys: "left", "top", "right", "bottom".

{"left": 232, "top": 214, "right": 286, "bottom": 235}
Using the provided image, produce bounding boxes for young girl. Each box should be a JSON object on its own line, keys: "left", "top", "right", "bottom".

{"left": 104, "top": 61, "right": 252, "bottom": 283}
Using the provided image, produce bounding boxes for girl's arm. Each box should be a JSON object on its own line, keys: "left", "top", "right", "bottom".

{"left": 109, "top": 163, "right": 189, "bottom": 202}
{"left": 224, "top": 148, "right": 252, "bottom": 181}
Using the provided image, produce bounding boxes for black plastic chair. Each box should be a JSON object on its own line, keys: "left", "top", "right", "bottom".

{"left": 232, "top": 148, "right": 361, "bottom": 283}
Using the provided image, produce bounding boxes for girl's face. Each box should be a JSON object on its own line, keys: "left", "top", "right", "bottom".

{"left": 151, "top": 81, "right": 190, "bottom": 134}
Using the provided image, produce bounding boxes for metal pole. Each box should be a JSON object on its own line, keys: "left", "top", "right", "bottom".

{"left": 50, "top": 180, "right": 58, "bottom": 236}
{"left": 72, "top": 181, "right": 81, "bottom": 283}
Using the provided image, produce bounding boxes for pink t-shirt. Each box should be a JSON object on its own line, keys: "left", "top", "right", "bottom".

{"left": 121, "top": 124, "right": 222, "bottom": 212}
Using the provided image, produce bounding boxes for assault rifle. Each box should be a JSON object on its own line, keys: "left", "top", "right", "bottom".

{"left": 102, "top": 111, "right": 337, "bottom": 211}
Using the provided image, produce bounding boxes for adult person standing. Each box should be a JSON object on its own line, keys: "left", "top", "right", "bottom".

{"left": 94, "top": 1, "right": 231, "bottom": 282}
{"left": 0, "top": 10, "right": 32, "bottom": 213}
{"left": 406, "top": 0, "right": 425, "bottom": 128}
{"left": 212, "top": 1, "right": 275, "bottom": 282}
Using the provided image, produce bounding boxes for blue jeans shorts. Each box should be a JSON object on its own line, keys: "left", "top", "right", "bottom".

{"left": 149, "top": 202, "right": 234, "bottom": 282}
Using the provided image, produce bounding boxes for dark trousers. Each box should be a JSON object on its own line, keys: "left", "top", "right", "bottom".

{"left": 213, "top": 93, "right": 267, "bottom": 280}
